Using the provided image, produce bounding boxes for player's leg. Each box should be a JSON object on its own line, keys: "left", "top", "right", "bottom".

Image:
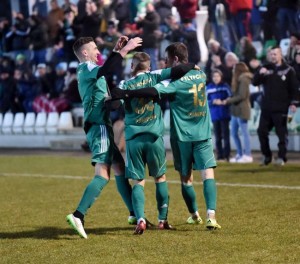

{"left": 66, "top": 125, "right": 110, "bottom": 238}
{"left": 194, "top": 139, "right": 221, "bottom": 230}
{"left": 66, "top": 163, "right": 110, "bottom": 239}
{"left": 111, "top": 140, "right": 135, "bottom": 223}
{"left": 126, "top": 136, "right": 148, "bottom": 234}
{"left": 132, "top": 180, "right": 147, "bottom": 234}
{"left": 145, "top": 135, "right": 172, "bottom": 228}
{"left": 170, "top": 138, "right": 201, "bottom": 224}
{"left": 201, "top": 168, "right": 221, "bottom": 229}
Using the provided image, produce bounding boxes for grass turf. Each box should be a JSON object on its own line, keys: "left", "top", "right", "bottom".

{"left": 0, "top": 155, "right": 299, "bottom": 264}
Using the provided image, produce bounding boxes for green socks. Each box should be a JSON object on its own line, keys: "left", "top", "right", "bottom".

{"left": 155, "top": 181, "right": 169, "bottom": 220}
{"left": 132, "top": 184, "right": 145, "bottom": 220}
{"left": 77, "top": 175, "right": 108, "bottom": 215}
{"left": 115, "top": 175, "right": 134, "bottom": 213}
{"left": 181, "top": 183, "right": 198, "bottom": 214}
{"left": 203, "top": 179, "right": 217, "bottom": 210}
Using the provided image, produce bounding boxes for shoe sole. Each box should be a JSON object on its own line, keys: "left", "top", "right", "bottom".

{"left": 66, "top": 215, "right": 87, "bottom": 239}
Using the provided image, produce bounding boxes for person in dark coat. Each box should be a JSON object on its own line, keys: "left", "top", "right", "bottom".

{"left": 252, "top": 46, "right": 298, "bottom": 165}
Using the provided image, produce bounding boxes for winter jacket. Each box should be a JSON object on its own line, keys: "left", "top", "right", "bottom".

{"left": 252, "top": 62, "right": 298, "bottom": 112}
{"left": 206, "top": 82, "right": 232, "bottom": 121}
{"left": 226, "top": 72, "right": 252, "bottom": 120}
{"left": 226, "top": 0, "right": 252, "bottom": 14}
{"left": 173, "top": 0, "right": 198, "bottom": 20}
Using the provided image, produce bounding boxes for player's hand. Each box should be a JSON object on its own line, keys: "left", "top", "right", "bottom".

{"left": 194, "top": 65, "right": 200, "bottom": 70}
{"left": 123, "top": 37, "right": 142, "bottom": 51}
{"left": 114, "top": 36, "right": 129, "bottom": 52}
{"left": 111, "top": 87, "right": 126, "bottom": 100}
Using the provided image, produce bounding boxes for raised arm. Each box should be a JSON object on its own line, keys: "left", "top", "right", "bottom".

{"left": 97, "top": 36, "right": 142, "bottom": 79}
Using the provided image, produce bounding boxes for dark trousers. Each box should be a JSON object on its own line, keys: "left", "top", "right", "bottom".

{"left": 213, "top": 119, "right": 231, "bottom": 160}
{"left": 257, "top": 110, "right": 288, "bottom": 161}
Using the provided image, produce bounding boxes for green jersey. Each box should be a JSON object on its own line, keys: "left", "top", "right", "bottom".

{"left": 119, "top": 68, "right": 171, "bottom": 140}
{"left": 154, "top": 69, "right": 211, "bottom": 142}
{"left": 77, "top": 61, "right": 111, "bottom": 126}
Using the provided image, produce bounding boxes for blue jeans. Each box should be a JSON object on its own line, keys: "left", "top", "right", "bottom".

{"left": 230, "top": 116, "right": 251, "bottom": 156}
{"left": 276, "top": 8, "right": 298, "bottom": 40}
{"left": 213, "top": 119, "right": 231, "bottom": 159}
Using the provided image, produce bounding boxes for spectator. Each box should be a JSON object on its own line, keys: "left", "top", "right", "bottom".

{"left": 14, "top": 67, "right": 39, "bottom": 113}
{"left": 206, "top": 69, "right": 232, "bottom": 162}
{"left": 224, "top": 51, "right": 239, "bottom": 84}
{"left": 173, "top": 0, "right": 198, "bottom": 23}
{"left": 0, "top": 66, "right": 16, "bottom": 113}
{"left": 257, "top": 0, "right": 278, "bottom": 42}
{"left": 205, "top": 39, "right": 227, "bottom": 83}
{"left": 110, "top": 0, "right": 131, "bottom": 32}
{"left": 80, "top": 0, "right": 102, "bottom": 39}
{"left": 224, "top": 62, "right": 253, "bottom": 163}
{"left": 46, "top": 0, "right": 64, "bottom": 46}
{"left": 58, "top": 7, "right": 80, "bottom": 63}
{"left": 136, "top": 2, "right": 161, "bottom": 70}
{"left": 165, "top": 17, "right": 201, "bottom": 65}
{"left": 0, "top": 17, "right": 10, "bottom": 55}
{"left": 253, "top": 46, "right": 298, "bottom": 165}
{"left": 290, "top": 51, "right": 300, "bottom": 104}
{"left": 227, "top": 0, "right": 253, "bottom": 40}
{"left": 276, "top": 0, "right": 299, "bottom": 41}
{"left": 5, "top": 12, "right": 31, "bottom": 62}
{"left": 28, "top": 14, "right": 49, "bottom": 66}
{"left": 202, "top": 0, "right": 233, "bottom": 51}
{"left": 285, "top": 32, "right": 300, "bottom": 64}
{"left": 239, "top": 36, "right": 257, "bottom": 68}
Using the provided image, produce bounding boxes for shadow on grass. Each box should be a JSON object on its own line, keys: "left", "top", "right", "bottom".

{"left": 0, "top": 226, "right": 135, "bottom": 240}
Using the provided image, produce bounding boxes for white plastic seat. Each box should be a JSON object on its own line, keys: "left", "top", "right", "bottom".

{"left": 248, "top": 108, "right": 261, "bottom": 132}
{"left": 2, "top": 112, "right": 14, "bottom": 134}
{"left": 46, "top": 112, "right": 59, "bottom": 134}
{"left": 35, "top": 112, "right": 47, "bottom": 134}
{"left": 288, "top": 108, "right": 300, "bottom": 132}
{"left": 12, "top": 112, "right": 25, "bottom": 134}
{"left": 279, "top": 38, "right": 290, "bottom": 57}
{"left": 71, "top": 107, "right": 84, "bottom": 127}
{"left": 252, "top": 40, "right": 263, "bottom": 58}
{"left": 58, "top": 111, "right": 74, "bottom": 132}
{"left": 23, "top": 112, "right": 36, "bottom": 134}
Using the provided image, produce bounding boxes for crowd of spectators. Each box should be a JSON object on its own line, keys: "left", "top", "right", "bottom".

{"left": 0, "top": 0, "right": 299, "bottom": 119}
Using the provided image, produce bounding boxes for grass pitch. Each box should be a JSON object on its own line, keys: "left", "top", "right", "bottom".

{"left": 0, "top": 154, "right": 299, "bottom": 264}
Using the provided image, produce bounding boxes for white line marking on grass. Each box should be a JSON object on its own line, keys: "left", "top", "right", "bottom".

{"left": 1, "top": 172, "right": 300, "bottom": 190}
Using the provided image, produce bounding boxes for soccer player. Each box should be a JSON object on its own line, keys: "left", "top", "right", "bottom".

{"left": 117, "top": 52, "right": 197, "bottom": 234}
{"left": 66, "top": 36, "right": 142, "bottom": 239}
{"left": 111, "top": 42, "right": 221, "bottom": 230}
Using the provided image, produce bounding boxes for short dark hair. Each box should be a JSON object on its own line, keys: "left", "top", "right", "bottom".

{"left": 73, "top": 37, "right": 94, "bottom": 57}
{"left": 165, "top": 42, "right": 188, "bottom": 63}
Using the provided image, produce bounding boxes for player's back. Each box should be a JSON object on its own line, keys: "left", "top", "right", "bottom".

{"left": 120, "top": 70, "right": 171, "bottom": 140}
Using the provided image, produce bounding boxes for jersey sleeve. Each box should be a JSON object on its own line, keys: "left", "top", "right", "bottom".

{"left": 154, "top": 79, "right": 177, "bottom": 96}
{"left": 149, "top": 68, "right": 172, "bottom": 83}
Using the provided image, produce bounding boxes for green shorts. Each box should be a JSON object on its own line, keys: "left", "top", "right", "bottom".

{"left": 170, "top": 138, "right": 216, "bottom": 177}
{"left": 86, "top": 124, "right": 124, "bottom": 166}
{"left": 125, "top": 134, "right": 166, "bottom": 180}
